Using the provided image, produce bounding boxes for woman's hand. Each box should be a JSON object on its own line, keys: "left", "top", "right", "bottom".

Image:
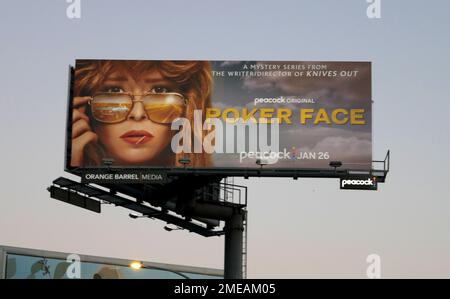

{"left": 71, "top": 96, "right": 98, "bottom": 166}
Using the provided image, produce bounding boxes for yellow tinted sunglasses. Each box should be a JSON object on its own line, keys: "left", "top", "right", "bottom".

{"left": 88, "top": 92, "right": 187, "bottom": 124}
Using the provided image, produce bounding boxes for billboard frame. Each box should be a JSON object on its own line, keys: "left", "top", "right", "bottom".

{"left": 64, "top": 63, "right": 388, "bottom": 182}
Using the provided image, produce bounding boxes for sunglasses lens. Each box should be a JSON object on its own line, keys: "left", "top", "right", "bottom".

{"left": 91, "top": 94, "right": 132, "bottom": 123}
{"left": 143, "top": 94, "right": 185, "bottom": 124}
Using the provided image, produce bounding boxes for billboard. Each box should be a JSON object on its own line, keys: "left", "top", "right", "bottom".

{"left": 66, "top": 60, "right": 372, "bottom": 175}
{"left": 1, "top": 245, "right": 223, "bottom": 279}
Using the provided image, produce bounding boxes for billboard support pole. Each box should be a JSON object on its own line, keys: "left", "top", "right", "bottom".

{"left": 224, "top": 209, "right": 245, "bottom": 279}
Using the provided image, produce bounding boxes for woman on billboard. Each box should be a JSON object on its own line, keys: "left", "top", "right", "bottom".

{"left": 71, "top": 60, "right": 213, "bottom": 168}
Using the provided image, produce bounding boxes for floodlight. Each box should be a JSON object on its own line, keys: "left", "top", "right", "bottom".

{"left": 129, "top": 213, "right": 142, "bottom": 219}
{"left": 178, "top": 157, "right": 191, "bottom": 166}
{"left": 164, "top": 225, "right": 183, "bottom": 232}
{"left": 256, "top": 159, "right": 269, "bottom": 166}
{"left": 102, "top": 158, "right": 115, "bottom": 166}
{"left": 329, "top": 161, "right": 343, "bottom": 168}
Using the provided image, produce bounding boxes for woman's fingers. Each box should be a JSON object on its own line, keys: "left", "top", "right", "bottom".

{"left": 71, "top": 131, "right": 98, "bottom": 167}
{"left": 75, "top": 131, "right": 98, "bottom": 147}
{"left": 71, "top": 97, "right": 97, "bottom": 166}
{"left": 72, "top": 108, "right": 89, "bottom": 124}
{"left": 72, "top": 118, "right": 92, "bottom": 139}
{"left": 73, "top": 96, "right": 91, "bottom": 107}
{"left": 73, "top": 96, "right": 91, "bottom": 114}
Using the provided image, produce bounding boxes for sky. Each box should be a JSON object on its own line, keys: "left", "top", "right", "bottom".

{"left": 1, "top": 0, "right": 450, "bottom": 278}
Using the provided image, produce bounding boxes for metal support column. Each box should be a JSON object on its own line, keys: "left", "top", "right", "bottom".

{"left": 224, "top": 209, "right": 245, "bottom": 279}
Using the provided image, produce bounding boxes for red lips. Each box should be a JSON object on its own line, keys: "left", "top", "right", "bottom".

{"left": 120, "top": 130, "right": 153, "bottom": 145}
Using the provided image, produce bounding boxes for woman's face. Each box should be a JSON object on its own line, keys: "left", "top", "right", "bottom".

{"left": 93, "top": 68, "right": 178, "bottom": 165}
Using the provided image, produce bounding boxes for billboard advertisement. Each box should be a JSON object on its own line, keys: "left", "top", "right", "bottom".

{"left": 66, "top": 60, "right": 371, "bottom": 174}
